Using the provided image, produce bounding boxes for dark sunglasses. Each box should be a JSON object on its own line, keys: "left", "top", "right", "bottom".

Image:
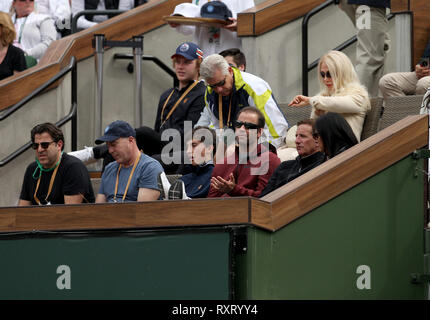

{"left": 235, "top": 121, "right": 260, "bottom": 130}
{"left": 17, "top": 0, "right": 34, "bottom": 2}
{"left": 31, "top": 141, "right": 55, "bottom": 150}
{"left": 320, "top": 71, "right": 331, "bottom": 79}
{"left": 208, "top": 77, "right": 226, "bottom": 89}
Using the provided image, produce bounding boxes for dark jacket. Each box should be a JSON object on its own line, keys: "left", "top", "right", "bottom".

{"left": 347, "top": 0, "right": 390, "bottom": 8}
{"left": 259, "top": 151, "right": 325, "bottom": 197}
{"left": 422, "top": 38, "right": 430, "bottom": 58}
{"left": 180, "top": 162, "right": 214, "bottom": 198}
{"left": 154, "top": 80, "right": 206, "bottom": 136}
{"left": 85, "top": 0, "right": 120, "bottom": 21}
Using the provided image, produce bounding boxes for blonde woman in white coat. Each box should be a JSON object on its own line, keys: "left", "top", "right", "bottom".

{"left": 289, "top": 50, "right": 370, "bottom": 141}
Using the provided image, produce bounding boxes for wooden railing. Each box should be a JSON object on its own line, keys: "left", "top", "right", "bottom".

{"left": 0, "top": 114, "right": 426, "bottom": 233}
{"left": 0, "top": 0, "right": 185, "bottom": 111}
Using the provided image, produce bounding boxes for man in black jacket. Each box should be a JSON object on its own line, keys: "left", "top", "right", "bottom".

{"left": 134, "top": 42, "right": 206, "bottom": 173}
{"left": 259, "top": 119, "right": 325, "bottom": 197}
{"left": 71, "top": 42, "right": 206, "bottom": 173}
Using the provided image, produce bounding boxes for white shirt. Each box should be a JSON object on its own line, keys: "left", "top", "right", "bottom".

{"left": 72, "top": 0, "right": 134, "bottom": 30}
{"left": 174, "top": 0, "right": 255, "bottom": 56}
{"left": 13, "top": 12, "right": 57, "bottom": 60}
{"left": 36, "top": 0, "right": 71, "bottom": 23}
{"left": 0, "top": 0, "right": 12, "bottom": 13}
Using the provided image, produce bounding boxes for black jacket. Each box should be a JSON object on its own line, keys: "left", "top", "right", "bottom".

{"left": 335, "top": 0, "right": 390, "bottom": 8}
{"left": 85, "top": 0, "right": 120, "bottom": 21}
{"left": 154, "top": 81, "right": 206, "bottom": 136}
{"left": 259, "top": 151, "right": 325, "bottom": 197}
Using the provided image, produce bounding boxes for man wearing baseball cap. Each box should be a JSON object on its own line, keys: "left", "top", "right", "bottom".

{"left": 133, "top": 41, "right": 206, "bottom": 174}
{"left": 95, "top": 120, "right": 164, "bottom": 203}
{"left": 70, "top": 42, "right": 206, "bottom": 175}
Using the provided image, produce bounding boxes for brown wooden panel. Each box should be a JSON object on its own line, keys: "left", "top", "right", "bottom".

{"left": 260, "top": 115, "right": 428, "bottom": 231}
{"left": 250, "top": 199, "right": 272, "bottom": 231}
{"left": 391, "top": 0, "right": 409, "bottom": 12}
{"left": 0, "top": 198, "right": 250, "bottom": 232}
{"left": 238, "top": 0, "right": 325, "bottom": 36}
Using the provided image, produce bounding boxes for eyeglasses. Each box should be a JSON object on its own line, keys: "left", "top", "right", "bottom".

{"left": 235, "top": 121, "right": 260, "bottom": 130}
{"left": 31, "top": 141, "right": 55, "bottom": 150}
{"left": 208, "top": 77, "right": 226, "bottom": 89}
{"left": 17, "top": 0, "right": 34, "bottom": 2}
{"left": 320, "top": 71, "right": 331, "bottom": 79}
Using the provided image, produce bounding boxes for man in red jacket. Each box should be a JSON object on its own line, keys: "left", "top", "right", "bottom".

{"left": 208, "top": 106, "right": 280, "bottom": 198}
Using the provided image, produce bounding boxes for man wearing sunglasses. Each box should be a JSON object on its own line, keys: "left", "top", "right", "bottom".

{"left": 196, "top": 53, "right": 288, "bottom": 149}
{"left": 208, "top": 107, "right": 280, "bottom": 198}
{"left": 18, "top": 122, "right": 95, "bottom": 206}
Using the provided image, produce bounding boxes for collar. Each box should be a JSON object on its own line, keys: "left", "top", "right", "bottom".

{"left": 298, "top": 151, "right": 325, "bottom": 167}
{"left": 178, "top": 79, "right": 197, "bottom": 92}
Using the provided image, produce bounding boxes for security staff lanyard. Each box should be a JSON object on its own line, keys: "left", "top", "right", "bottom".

{"left": 218, "top": 94, "right": 232, "bottom": 129}
{"left": 160, "top": 81, "right": 199, "bottom": 128}
{"left": 14, "top": 16, "right": 28, "bottom": 44}
{"left": 113, "top": 152, "right": 142, "bottom": 203}
{"left": 33, "top": 155, "right": 62, "bottom": 205}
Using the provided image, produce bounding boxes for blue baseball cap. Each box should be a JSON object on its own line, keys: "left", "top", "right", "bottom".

{"left": 171, "top": 42, "right": 203, "bottom": 60}
{"left": 95, "top": 120, "right": 136, "bottom": 144}
{"left": 200, "top": 1, "right": 232, "bottom": 20}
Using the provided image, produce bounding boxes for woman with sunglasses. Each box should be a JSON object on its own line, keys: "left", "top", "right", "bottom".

{"left": 11, "top": 0, "right": 57, "bottom": 63}
{"left": 0, "top": 12, "right": 26, "bottom": 80}
{"left": 289, "top": 50, "right": 370, "bottom": 141}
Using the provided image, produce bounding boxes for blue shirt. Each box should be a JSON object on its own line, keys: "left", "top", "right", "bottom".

{"left": 180, "top": 162, "right": 214, "bottom": 198}
{"left": 99, "top": 153, "right": 163, "bottom": 202}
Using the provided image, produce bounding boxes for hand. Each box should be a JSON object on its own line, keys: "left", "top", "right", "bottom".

{"left": 168, "top": 14, "right": 183, "bottom": 28}
{"left": 223, "top": 17, "right": 237, "bottom": 31}
{"left": 211, "top": 173, "right": 236, "bottom": 194}
{"left": 415, "top": 64, "right": 430, "bottom": 79}
{"left": 288, "top": 95, "right": 311, "bottom": 107}
{"left": 314, "top": 108, "right": 325, "bottom": 117}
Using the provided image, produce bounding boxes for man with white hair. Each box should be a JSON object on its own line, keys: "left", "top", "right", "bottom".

{"left": 196, "top": 53, "right": 289, "bottom": 148}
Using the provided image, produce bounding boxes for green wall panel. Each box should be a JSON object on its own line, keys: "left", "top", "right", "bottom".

{"left": 0, "top": 230, "right": 231, "bottom": 299}
{"left": 237, "top": 155, "right": 427, "bottom": 299}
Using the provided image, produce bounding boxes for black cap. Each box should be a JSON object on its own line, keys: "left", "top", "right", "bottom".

{"left": 200, "top": 1, "right": 232, "bottom": 20}
{"left": 95, "top": 120, "right": 135, "bottom": 144}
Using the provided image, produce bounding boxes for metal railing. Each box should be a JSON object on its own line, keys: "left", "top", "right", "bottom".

{"left": 113, "top": 53, "right": 179, "bottom": 87}
{"left": 0, "top": 57, "right": 77, "bottom": 167}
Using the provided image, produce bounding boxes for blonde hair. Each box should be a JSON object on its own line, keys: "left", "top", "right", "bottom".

{"left": 0, "top": 12, "right": 16, "bottom": 47}
{"left": 318, "top": 50, "right": 364, "bottom": 96}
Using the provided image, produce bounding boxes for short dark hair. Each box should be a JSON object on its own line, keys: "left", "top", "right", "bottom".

{"left": 31, "top": 122, "right": 65, "bottom": 150}
{"left": 191, "top": 126, "right": 217, "bottom": 152}
{"left": 219, "top": 48, "right": 246, "bottom": 70}
{"left": 297, "top": 119, "right": 318, "bottom": 138}
{"left": 315, "top": 112, "right": 358, "bottom": 158}
{"left": 237, "top": 106, "right": 265, "bottom": 129}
